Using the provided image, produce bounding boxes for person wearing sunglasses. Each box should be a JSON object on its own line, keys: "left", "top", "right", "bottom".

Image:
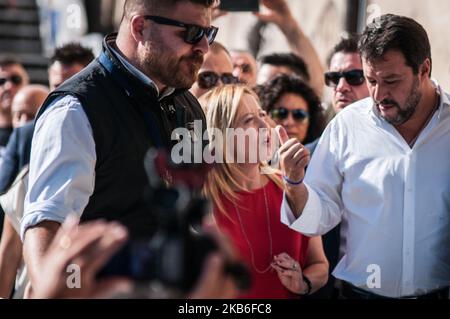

{"left": 325, "top": 35, "right": 369, "bottom": 113}
{"left": 21, "top": 0, "right": 228, "bottom": 298}
{"left": 256, "top": 74, "right": 326, "bottom": 147}
{"left": 190, "top": 41, "right": 238, "bottom": 98}
{"left": 0, "top": 56, "right": 29, "bottom": 151}
{"left": 0, "top": 56, "right": 29, "bottom": 283}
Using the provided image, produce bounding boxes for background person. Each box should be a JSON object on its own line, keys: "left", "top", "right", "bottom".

{"left": 325, "top": 35, "right": 370, "bottom": 114}
{"left": 190, "top": 41, "right": 238, "bottom": 99}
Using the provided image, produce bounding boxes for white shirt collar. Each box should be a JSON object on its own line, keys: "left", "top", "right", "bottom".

{"left": 433, "top": 79, "right": 450, "bottom": 120}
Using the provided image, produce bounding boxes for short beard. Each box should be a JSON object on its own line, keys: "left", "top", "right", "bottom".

{"left": 137, "top": 30, "right": 204, "bottom": 90}
{"left": 377, "top": 78, "right": 422, "bottom": 126}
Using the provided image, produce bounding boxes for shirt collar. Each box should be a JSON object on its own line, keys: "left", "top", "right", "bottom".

{"left": 430, "top": 79, "right": 449, "bottom": 121}
{"left": 108, "top": 45, "right": 175, "bottom": 100}
{"left": 432, "top": 80, "right": 450, "bottom": 108}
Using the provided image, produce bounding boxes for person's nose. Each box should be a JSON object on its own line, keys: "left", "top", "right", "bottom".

{"left": 193, "top": 36, "right": 210, "bottom": 55}
{"left": 217, "top": 76, "right": 224, "bottom": 86}
{"left": 258, "top": 116, "right": 269, "bottom": 129}
{"left": 281, "top": 112, "right": 296, "bottom": 128}
{"left": 373, "top": 84, "right": 389, "bottom": 103}
{"left": 335, "top": 76, "right": 350, "bottom": 93}
{"left": 3, "top": 80, "right": 14, "bottom": 91}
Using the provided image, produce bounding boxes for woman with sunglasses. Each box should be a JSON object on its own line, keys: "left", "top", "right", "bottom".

{"left": 202, "top": 84, "right": 329, "bottom": 299}
{"left": 256, "top": 74, "right": 327, "bottom": 150}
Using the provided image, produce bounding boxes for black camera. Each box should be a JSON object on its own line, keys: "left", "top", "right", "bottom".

{"left": 98, "top": 150, "right": 250, "bottom": 295}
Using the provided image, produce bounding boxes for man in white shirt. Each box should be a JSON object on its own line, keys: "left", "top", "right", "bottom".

{"left": 278, "top": 14, "right": 450, "bottom": 298}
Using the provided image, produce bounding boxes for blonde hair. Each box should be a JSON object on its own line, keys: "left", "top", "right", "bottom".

{"left": 202, "top": 84, "right": 283, "bottom": 216}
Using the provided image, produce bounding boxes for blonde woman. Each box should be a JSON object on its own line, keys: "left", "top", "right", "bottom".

{"left": 202, "top": 85, "right": 328, "bottom": 299}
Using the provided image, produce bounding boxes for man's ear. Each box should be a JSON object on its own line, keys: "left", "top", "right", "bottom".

{"left": 419, "top": 58, "right": 432, "bottom": 79}
{"left": 130, "top": 15, "right": 146, "bottom": 43}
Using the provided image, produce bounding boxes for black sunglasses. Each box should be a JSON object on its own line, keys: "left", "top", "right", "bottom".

{"left": 324, "top": 69, "right": 365, "bottom": 87}
{"left": 144, "top": 15, "right": 218, "bottom": 45}
{"left": 0, "top": 74, "right": 23, "bottom": 86}
{"left": 198, "top": 71, "right": 239, "bottom": 89}
{"left": 269, "top": 107, "right": 310, "bottom": 122}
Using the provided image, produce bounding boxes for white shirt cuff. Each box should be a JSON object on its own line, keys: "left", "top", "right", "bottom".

{"left": 20, "top": 209, "right": 69, "bottom": 242}
{"left": 281, "top": 183, "right": 324, "bottom": 237}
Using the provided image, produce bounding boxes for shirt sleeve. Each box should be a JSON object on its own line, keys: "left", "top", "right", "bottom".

{"left": 20, "top": 95, "right": 96, "bottom": 241}
{"left": 280, "top": 120, "right": 345, "bottom": 237}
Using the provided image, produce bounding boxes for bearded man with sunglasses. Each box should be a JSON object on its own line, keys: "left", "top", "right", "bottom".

{"left": 325, "top": 35, "right": 369, "bottom": 114}
{"left": 21, "top": 0, "right": 227, "bottom": 297}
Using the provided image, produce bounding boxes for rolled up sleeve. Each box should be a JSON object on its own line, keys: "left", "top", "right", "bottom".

{"left": 280, "top": 120, "right": 345, "bottom": 237}
{"left": 20, "top": 95, "right": 96, "bottom": 241}
{"left": 281, "top": 184, "right": 325, "bottom": 237}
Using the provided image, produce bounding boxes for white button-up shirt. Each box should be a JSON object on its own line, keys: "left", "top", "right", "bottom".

{"left": 282, "top": 83, "right": 450, "bottom": 298}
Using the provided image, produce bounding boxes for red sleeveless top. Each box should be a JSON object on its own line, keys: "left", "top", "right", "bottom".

{"left": 214, "top": 179, "right": 310, "bottom": 299}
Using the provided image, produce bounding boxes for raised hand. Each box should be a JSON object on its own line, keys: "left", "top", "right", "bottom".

{"left": 211, "top": 0, "right": 228, "bottom": 21}
{"left": 253, "top": 0, "right": 293, "bottom": 27}
{"left": 276, "top": 125, "right": 310, "bottom": 186}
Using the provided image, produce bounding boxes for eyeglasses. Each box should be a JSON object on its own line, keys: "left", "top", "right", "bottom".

{"left": 144, "top": 15, "right": 218, "bottom": 45}
{"left": 324, "top": 69, "right": 365, "bottom": 88}
{"left": 0, "top": 75, "right": 23, "bottom": 86}
{"left": 269, "top": 107, "right": 310, "bottom": 122}
{"left": 198, "top": 71, "right": 239, "bottom": 89}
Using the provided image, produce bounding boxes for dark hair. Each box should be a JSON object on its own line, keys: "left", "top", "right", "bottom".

{"left": 260, "top": 53, "right": 310, "bottom": 82}
{"left": 358, "top": 14, "right": 431, "bottom": 75}
{"left": 50, "top": 43, "right": 95, "bottom": 67}
{"left": 327, "top": 34, "right": 360, "bottom": 67}
{"left": 0, "top": 55, "right": 23, "bottom": 68}
{"left": 255, "top": 74, "right": 327, "bottom": 144}
{"left": 124, "top": 0, "right": 217, "bottom": 18}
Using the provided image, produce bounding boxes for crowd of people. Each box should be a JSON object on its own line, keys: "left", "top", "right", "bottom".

{"left": 0, "top": 0, "right": 449, "bottom": 300}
